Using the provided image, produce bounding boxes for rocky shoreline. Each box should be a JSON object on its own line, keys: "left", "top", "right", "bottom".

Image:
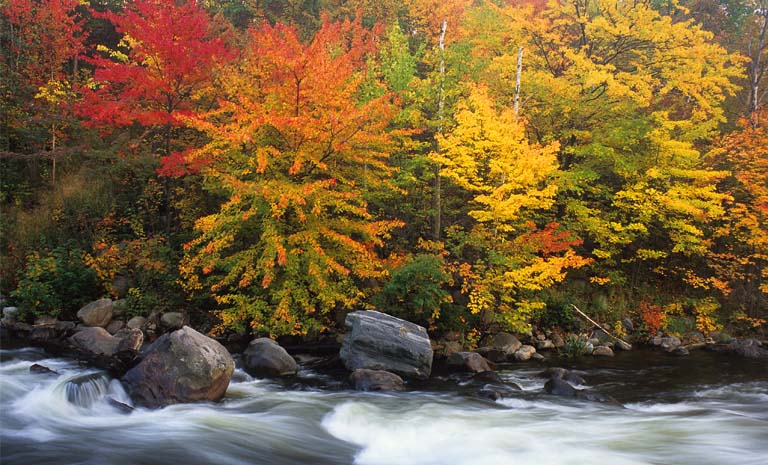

{"left": 2, "top": 300, "right": 766, "bottom": 409}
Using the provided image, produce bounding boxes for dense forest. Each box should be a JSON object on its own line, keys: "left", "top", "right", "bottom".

{"left": 1, "top": 0, "right": 766, "bottom": 342}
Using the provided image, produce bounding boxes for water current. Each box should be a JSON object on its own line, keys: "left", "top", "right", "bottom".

{"left": 1, "top": 346, "right": 766, "bottom": 465}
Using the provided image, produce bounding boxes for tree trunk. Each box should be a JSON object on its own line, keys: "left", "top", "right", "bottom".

{"left": 514, "top": 46, "right": 524, "bottom": 116}
{"left": 433, "top": 18, "right": 448, "bottom": 241}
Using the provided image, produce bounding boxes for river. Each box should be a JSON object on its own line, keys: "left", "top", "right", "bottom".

{"left": 1, "top": 346, "right": 766, "bottom": 465}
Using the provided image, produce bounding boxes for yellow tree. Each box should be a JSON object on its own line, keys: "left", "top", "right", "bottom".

{"left": 434, "top": 86, "right": 589, "bottom": 331}
{"left": 480, "top": 0, "right": 742, "bottom": 301}
{"left": 180, "top": 17, "right": 401, "bottom": 336}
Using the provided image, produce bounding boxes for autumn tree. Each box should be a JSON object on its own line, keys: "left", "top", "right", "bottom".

{"left": 1, "top": 0, "right": 88, "bottom": 181}
{"left": 433, "top": 85, "right": 588, "bottom": 331}
{"left": 709, "top": 108, "right": 768, "bottom": 315}
{"left": 477, "top": 0, "right": 744, "bottom": 307}
{"left": 180, "top": 17, "right": 401, "bottom": 336}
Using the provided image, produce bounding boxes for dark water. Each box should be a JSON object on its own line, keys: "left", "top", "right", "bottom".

{"left": 1, "top": 347, "right": 766, "bottom": 465}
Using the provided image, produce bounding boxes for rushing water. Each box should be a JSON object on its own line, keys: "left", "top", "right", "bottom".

{"left": 1, "top": 346, "right": 767, "bottom": 465}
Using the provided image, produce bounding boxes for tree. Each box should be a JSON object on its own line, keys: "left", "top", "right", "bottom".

{"left": 180, "top": 16, "right": 402, "bottom": 336}
{"left": 433, "top": 86, "right": 589, "bottom": 331}
{"left": 1, "top": 0, "right": 88, "bottom": 181}
{"left": 78, "top": 0, "right": 232, "bottom": 167}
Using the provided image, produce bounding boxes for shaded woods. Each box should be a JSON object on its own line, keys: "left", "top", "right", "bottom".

{"left": 2, "top": 0, "right": 766, "bottom": 342}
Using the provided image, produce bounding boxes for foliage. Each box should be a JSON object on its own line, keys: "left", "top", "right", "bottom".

{"left": 11, "top": 246, "right": 101, "bottom": 321}
{"left": 561, "top": 334, "right": 589, "bottom": 358}
{"left": 180, "top": 16, "right": 402, "bottom": 337}
{"left": 638, "top": 301, "right": 666, "bottom": 336}
{"left": 372, "top": 253, "right": 452, "bottom": 329}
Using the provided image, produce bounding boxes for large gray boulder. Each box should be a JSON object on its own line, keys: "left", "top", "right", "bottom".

{"left": 340, "top": 310, "right": 433, "bottom": 379}
{"left": 123, "top": 326, "right": 234, "bottom": 407}
{"left": 243, "top": 338, "right": 298, "bottom": 377}
{"left": 77, "top": 299, "right": 113, "bottom": 327}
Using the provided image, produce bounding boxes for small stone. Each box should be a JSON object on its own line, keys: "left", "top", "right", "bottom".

{"left": 621, "top": 317, "right": 634, "bottom": 333}
{"left": 116, "top": 328, "right": 144, "bottom": 353}
{"left": 513, "top": 345, "right": 537, "bottom": 362}
{"left": 615, "top": 340, "right": 632, "bottom": 351}
{"left": 30, "top": 363, "right": 58, "bottom": 375}
{"left": 660, "top": 336, "right": 682, "bottom": 352}
{"left": 442, "top": 341, "right": 464, "bottom": 357}
{"left": 670, "top": 346, "right": 689, "bottom": 356}
{"left": 651, "top": 335, "right": 663, "bottom": 346}
{"left": 584, "top": 342, "right": 594, "bottom": 354}
{"left": 531, "top": 352, "right": 545, "bottom": 361}
{"left": 537, "top": 339, "right": 555, "bottom": 351}
{"left": 127, "top": 316, "right": 146, "bottom": 330}
{"left": 592, "top": 346, "right": 614, "bottom": 357}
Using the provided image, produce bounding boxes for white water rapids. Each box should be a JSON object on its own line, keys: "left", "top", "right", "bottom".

{"left": 1, "top": 347, "right": 766, "bottom": 465}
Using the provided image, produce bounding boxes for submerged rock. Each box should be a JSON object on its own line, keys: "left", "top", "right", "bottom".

{"left": 122, "top": 326, "right": 234, "bottom": 407}
{"left": 543, "top": 367, "right": 585, "bottom": 386}
{"left": 77, "top": 299, "right": 113, "bottom": 328}
{"left": 340, "top": 310, "right": 433, "bottom": 380}
{"left": 30, "top": 363, "right": 58, "bottom": 375}
{"left": 243, "top": 338, "right": 298, "bottom": 377}
{"left": 446, "top": 352, "right": 495, "bottom": 373}
{"left": 350, "top": 369, "right": 405, "bottom": 392}
{"left": 544, "top": 376, "right": 620, "bottom": 405}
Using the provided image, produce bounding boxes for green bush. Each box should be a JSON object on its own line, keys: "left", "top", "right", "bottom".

{"left": 11, "top": 246, "right": 102, "bottom": 321}
{"left": 372, "top": 254, "right": 453, "bottom": 329}
{"left": 561, "top": 334, "right": 589, "bottom": 358}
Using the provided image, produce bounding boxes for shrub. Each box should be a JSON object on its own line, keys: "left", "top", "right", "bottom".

{"left": 372, "top": 254, "right": 453, "bottom": 330}
{"left": 11, "top": 246, "right": 102, "bottom": 321}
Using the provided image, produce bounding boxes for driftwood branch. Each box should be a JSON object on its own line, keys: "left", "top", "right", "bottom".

{"left": 570, "top": 304, "right": 631, "bottom": 347}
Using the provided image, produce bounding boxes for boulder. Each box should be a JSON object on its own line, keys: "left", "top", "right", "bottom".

{"left": 660, "top": 336, "right": 682, "bottom": 352}
{"left": 77, "top": 299, "right": 113, "bottom": 328}
{"left": 592, "top": 346, "right": 614, "bottom": 357}
{"left": 127, "top": 316, "right": 146, "bottom": 330}
{"left": 55, "top": 320, "right": 77, "bottom": 334}
{"left": 350, "top": 369, "right": 405, "bottom": 392}
{"left": 531, "top": 352, "right": 545, "bottom": 361}
{"left": 112, "top": 299, "right": 129, "bottom": 317}
{"left": 545, "top": 376, "right": 619, "bottom": 404}
{"left": 446, "top": 352, "right": 495, "bottom": 373}
{"left": 513, "top": 345, "right": 537, "bottom": 361}
{"left": 122, "top": 326, "right": 234, "bottom": 407}
{"left": 340, "top": 310, "right": 433, "bottom": 379}
{"left": 2, "top": 306, "right": 19, "bottom": 321}
{"left": 475, "top": 346, "right": 507, "bottom": 363}
{"left": 441, "top": 341, "right": 464, "bottom": 358}
{"left": 489, "top": 332, "right": 522, "bottom": 356}
{"left": 730, "top": 339, "right": 768, "bottom": 359}
{"left": 69, "top": 327, "right": 120, "bottom": 356}
{"left": 106, "top": 320, "right": 125, "bottom": 335}
{"left": 614, "top": 340, "right": 632, "bottom": 351}
{"left": 243, "top": 338, "right": 298, "bottom": 377}
{"left": 116, "top": 328, "right": 144, "bottom": 353}
{"left": 544, "top": 367, "right": 585, "bottom": 386}
{"left": 160, "top": 312, "right": 185, "bottom": 330}
{"left": 544, "top": 376, "right": 578, "bottom": 397}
